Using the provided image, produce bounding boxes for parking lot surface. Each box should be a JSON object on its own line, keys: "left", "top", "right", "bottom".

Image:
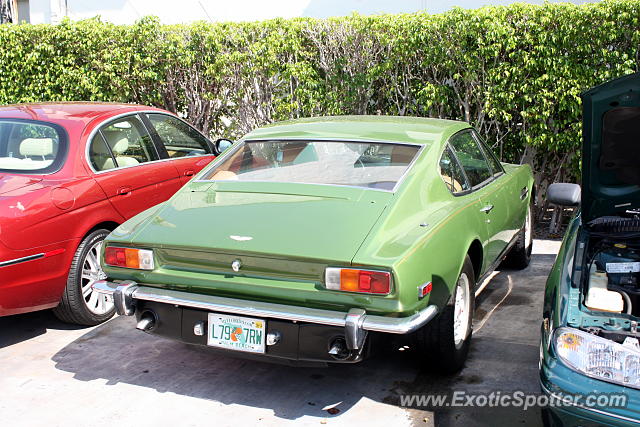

{"left": 0, "top": 240, "right": 560, "bottom": 427}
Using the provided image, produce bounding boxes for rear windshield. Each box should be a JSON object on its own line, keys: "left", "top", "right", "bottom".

{"left": 0, "top": 120, "right": 65, "bottom": 173}
{"left": 202, "top": 140, "right": 421, "bottom": 191}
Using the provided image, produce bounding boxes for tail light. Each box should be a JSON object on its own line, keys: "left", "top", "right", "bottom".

{"left": 104, "top": 246, "right": 154, "bottom": 270}
{"left": 324, "top": 267, "right": 391, "bottom": 294}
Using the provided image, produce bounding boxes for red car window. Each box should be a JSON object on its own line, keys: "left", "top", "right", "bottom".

{"left": 146, "top": 113, "right": 212, "bottom": 158}
{"left": 89, "top": 116, "right": 159, "bottom": 172}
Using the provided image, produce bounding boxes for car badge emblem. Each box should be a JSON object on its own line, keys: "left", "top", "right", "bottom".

{"left": 230, "top": 235, "right": 253, "bottom": 241}
{"left": 232, "top": 259, "right": 242, "bottom": 272}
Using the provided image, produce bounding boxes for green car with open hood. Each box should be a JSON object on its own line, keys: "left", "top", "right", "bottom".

{"left": 94, "top": 115, "right": 534, "bottom": 372}
{"left": 541, "top": 72, "right": 640, "bottom": 425}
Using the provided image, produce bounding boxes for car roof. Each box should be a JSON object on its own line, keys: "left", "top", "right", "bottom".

{"left": 243, "top": 115, "right": 470, "bottom": 145}
{"left": 0, "top": 102, "right": 166, "bottom": 126}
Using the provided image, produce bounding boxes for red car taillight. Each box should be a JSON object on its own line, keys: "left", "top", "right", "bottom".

{"left": 104, "top": 246, "right": 154, "bottom": 270}
{"left": 324, "top": 267, "right": 391, "bottom": 294}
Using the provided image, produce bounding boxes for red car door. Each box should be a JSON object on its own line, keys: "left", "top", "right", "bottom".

{"left": 142, "top": 113, "right": 216, "bottom": 184}
{"left": 87, "top": 114, "right": 181, "bottom": 220}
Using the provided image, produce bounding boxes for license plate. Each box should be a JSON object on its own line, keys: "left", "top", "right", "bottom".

{"left": 207, "top": 313, "right": 266, "bottom": 354}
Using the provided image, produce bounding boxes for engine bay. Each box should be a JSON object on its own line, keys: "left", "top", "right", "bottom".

{"left": 581, "top": 214, "right": 640, "bottom": 342}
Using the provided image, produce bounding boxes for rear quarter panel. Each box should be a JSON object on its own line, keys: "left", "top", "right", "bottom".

{"left": 353, "top": 152, "right": 534, "bottom": 316}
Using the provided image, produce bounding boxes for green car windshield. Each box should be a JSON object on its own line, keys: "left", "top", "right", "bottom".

{"left": 203, "top": 140, "right": 421, "bottom": 190}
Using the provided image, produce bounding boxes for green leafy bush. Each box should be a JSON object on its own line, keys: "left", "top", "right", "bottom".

{"left": 1, "top": 0, "right": 639, "bottom": 215}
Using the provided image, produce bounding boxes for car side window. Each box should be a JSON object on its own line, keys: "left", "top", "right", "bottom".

{"left": 89, "top": 133, "right": 116, "bottom": 171}
{"left": 472, "top": 130, "right": 504, "bottom": 176}
{"left": 449, "top": 130, "right": 493, "bottom": 188}
{"left": 146, "top": 114, "right": 212, "bottom": 158}
{"left": 89, "top": 116, "right": 158, "bottom": 172}
{"left": 439, "top": 146, "right": 470, "bottom": 194}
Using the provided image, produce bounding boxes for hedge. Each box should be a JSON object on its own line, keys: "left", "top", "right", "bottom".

{"left": 1, "top": 0, "right": 639, "bottom": 216}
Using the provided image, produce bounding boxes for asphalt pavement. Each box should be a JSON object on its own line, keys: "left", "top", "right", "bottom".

{"left": 0, "top": 239, "right": 561, "bottom": 427}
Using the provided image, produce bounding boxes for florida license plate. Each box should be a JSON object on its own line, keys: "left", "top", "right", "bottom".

{"left": 207, "top": 313, "right": 266, "bottom": 353}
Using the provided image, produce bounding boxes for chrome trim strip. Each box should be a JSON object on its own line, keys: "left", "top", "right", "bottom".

{"left": 540, "top": 381, "right": 640, "bottom": 425}
{"left": 92, "top": 280, "right": 438, "bottom": 335}
{"left": 193, "top": 139, "right": 427, "bottom": 194}
{"left": 0, "top": 253, "right": 45, "bottom": 268}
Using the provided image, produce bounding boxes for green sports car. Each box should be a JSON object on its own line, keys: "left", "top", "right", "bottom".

{"left": 94, "top": 116, "right": 534, "bottom": 372}
{"left": 541, "top": 73, "right": 640, "bottom": 425}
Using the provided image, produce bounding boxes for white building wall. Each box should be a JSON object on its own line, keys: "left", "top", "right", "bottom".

{"left": 27, "top": 0, "right": 51, "bottom": 23}
{"left": 23, "top": 0, "right": 597, "bottom": 25}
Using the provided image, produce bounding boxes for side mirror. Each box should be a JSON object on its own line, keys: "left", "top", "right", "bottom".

{"left": 214, "top": 138, "right": 234, "bottom": 154}
{"left": 547, "top": 183, "right": 581, "bottom": 207}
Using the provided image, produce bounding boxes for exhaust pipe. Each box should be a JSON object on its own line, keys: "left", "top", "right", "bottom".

{"left": 328, "top": 337, "right": 350, "bottom": 360}
{"left": 136, "top": 311, "right": 156, "bottom": 332}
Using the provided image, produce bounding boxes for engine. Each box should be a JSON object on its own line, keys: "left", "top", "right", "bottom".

{"left": 585, "top": 215, "right": 640, "bottom": 317}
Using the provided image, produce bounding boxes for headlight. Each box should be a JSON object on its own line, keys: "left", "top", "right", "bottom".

{"left": 555, "top": 327, "right": 640, "bottom": 389}
{"left": 104, "top": 246, "right": 154, "bottom": 270}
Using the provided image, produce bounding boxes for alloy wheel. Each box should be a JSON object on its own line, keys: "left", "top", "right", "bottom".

{"left": 453, "top": 272, "right": 471, "bottom": 348}
{"left": 525, "top": 204, "right": 533, "bottom": 250}
{"left": 80, "top": 240, "right": 112, "bottom": 315}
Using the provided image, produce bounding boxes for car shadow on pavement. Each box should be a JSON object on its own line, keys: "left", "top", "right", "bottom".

{"left": 0, "top": 310, "right": 87, "bottom": 349}
{"left": 50, "top": 313, "right": 411, "bottom": 420}
{"left": 49, "top": 252, "right": 557, "bottom": 426}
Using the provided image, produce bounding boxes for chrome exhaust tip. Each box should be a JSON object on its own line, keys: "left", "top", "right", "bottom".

{"left": 328, "top": 337, "right": 350, "bottom": 360}
{"left": 136, "top": 311, "right": 156, "bottom": 332}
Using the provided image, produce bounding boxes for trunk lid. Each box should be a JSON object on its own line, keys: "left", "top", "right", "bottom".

{"left": 582, "top": 72, "right": 640, "bottom": 221}
{"left": 129, "top": 181, "right": 391, "bottom": 264}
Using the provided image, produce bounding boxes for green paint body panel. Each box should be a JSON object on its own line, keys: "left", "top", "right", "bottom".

{"left": 103, "top": 116, "right": 533, "bottom": 317}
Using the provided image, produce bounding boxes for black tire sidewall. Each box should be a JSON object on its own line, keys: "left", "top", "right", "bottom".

{"left": 504, "top": 197, "right": 533, "bottom": 269}
{"left": 54, "top": 229, "right": 114, "bottom": 325}
{"left": 415, "top": 256, "right": 475, "bottom": 374}
{"left": 73, "top": 229, "right": 113, "bottom": 321}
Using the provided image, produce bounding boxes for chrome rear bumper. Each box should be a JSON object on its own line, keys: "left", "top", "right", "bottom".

{"left": 93, "top": 280, "right": 438, "bottom": 350}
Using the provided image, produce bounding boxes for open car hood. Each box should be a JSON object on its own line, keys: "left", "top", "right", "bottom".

{"left": 0, "top": 174, "right": 42, "bottom": 195}
{"left": 582, "top": 72, "right": 640, "bottom": 221}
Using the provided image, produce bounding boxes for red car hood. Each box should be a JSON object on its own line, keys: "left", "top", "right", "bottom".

{"left": 0, "top": 174, "right": 43, "bottom": 195}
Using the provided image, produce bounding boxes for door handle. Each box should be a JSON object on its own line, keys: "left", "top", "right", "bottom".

{"left": 184, "top": 170, "right": 195, "bottom": 177}
{"left": 520, "top": 186, "right": 529, "bottom": 200}
{"left": 480, "top": 204, "right": 494, "bottom": 214}
{"left": 118, "top": 186, "right": 132, "bottom": 195}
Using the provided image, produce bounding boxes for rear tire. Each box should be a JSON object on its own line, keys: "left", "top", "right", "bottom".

{"left": 415, "top": 255, "right": 475, "bottom": 374}
{"left": 52, "top": 229, "right": 115, "bottom": 326}
{"left": 504, "top": 197, "right": 533, "bottom": 269}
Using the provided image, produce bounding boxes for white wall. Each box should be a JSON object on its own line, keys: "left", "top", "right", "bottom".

{"left": 26, "top": 0, "right": 50, "bottom": 23}
{"left": 24, "top": 0, "right": 598, "bottom": 25}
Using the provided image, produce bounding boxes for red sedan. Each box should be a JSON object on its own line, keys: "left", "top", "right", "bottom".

{"left": 0, "top": 103, "right": 226, "bottom": 324}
